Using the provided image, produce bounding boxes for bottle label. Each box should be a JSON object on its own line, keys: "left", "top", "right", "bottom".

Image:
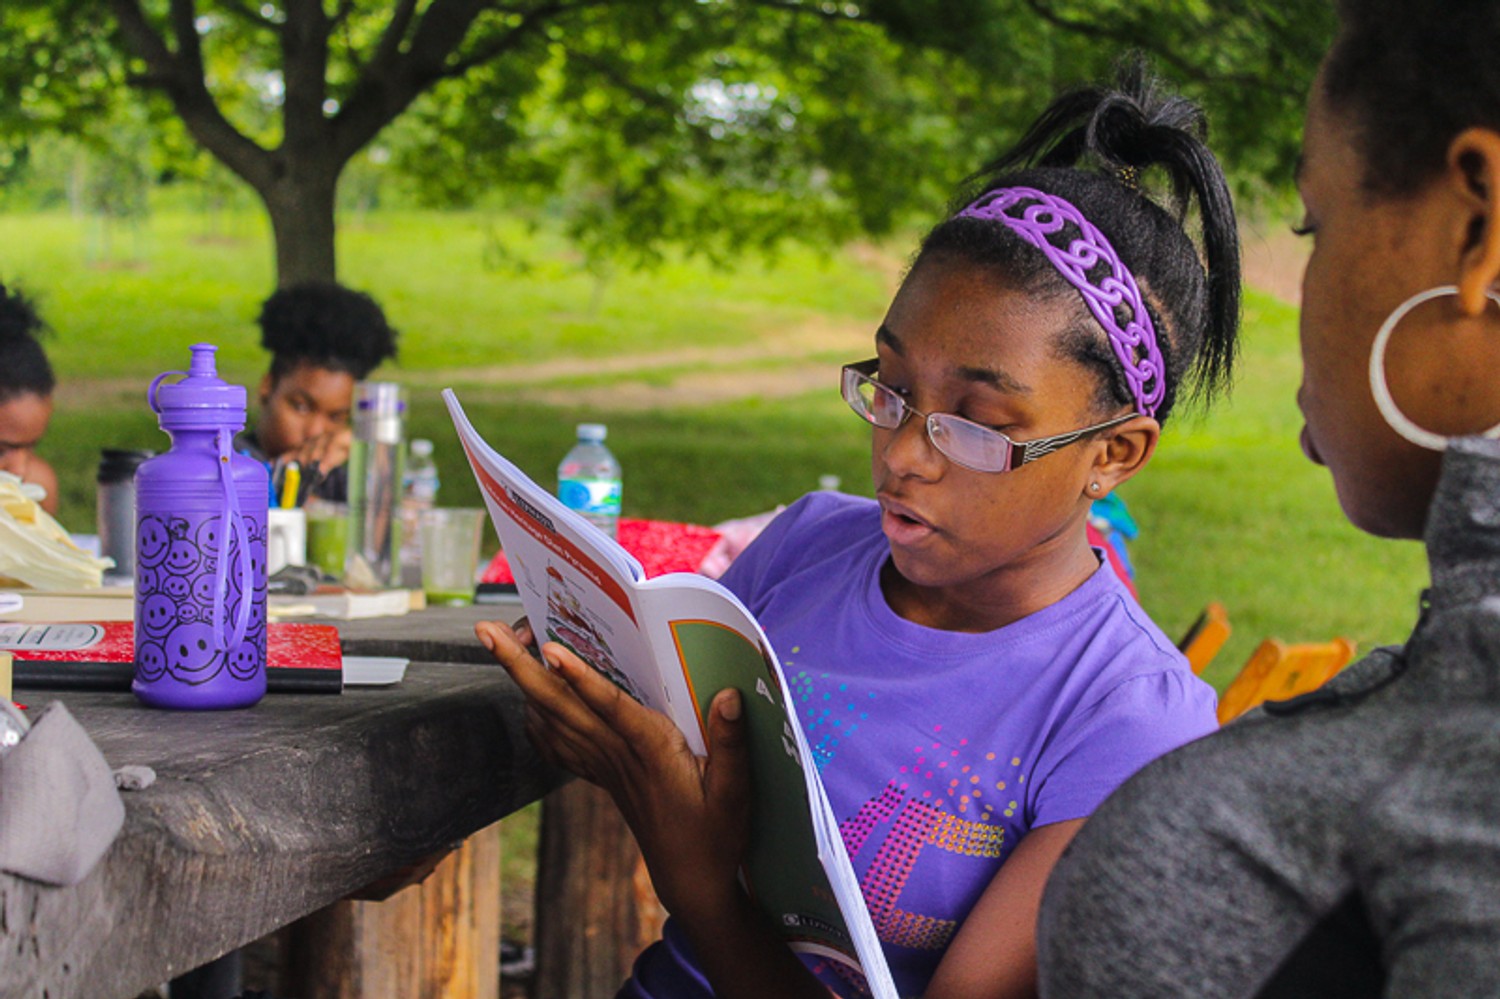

{"left": 558, "top": 478, "right": 622, "bottom": 516}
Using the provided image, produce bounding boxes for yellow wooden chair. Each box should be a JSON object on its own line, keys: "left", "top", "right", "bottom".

{"left": 1216, "top": 636, "right": 1358, "bottom": 724}
{"left": 1177, "top": 602, "right": 1232, "bottom": 676}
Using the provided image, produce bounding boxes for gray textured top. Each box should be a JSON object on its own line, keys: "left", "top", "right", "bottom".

{"left": 1037, "top": 436, "right": 1500, "bottom": 998}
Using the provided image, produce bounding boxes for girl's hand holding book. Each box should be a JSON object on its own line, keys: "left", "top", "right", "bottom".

{"left": 476, "top": 619, "right": 752, "bottom": 919}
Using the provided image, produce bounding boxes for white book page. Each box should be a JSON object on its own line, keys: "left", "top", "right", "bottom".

{"left": 446, "top": 391, "right": 670, "bottom": 712}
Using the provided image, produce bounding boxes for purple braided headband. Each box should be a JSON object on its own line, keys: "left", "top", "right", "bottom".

{"left": 956, "top": 186, "right": 1165, "bottom": 419}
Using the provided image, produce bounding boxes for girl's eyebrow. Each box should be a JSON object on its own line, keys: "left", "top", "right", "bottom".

{"left": 876, "top": 325, "right": 1030, "bottom": 394}
{"left": 875, "top": 324, "right": 904, "bottom": 354}
{"left": 958, "top": 364, "right": 1030, "bottom": 395}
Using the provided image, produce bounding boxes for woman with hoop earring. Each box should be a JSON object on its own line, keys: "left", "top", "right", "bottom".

{"left": 1036, "top": 3, "right": 1500, "bottom": 996}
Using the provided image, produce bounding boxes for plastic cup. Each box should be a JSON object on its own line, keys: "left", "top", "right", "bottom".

{"left": 267, "top": 508, "right": 308, "bottom": 575}
{"left": 305, "top": 501, "right": 349, "bottom": 582}
{"left": 419, "top": 508, "right": 485, "bottom": 606}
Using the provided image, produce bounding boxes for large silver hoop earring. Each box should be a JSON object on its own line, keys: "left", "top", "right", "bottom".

{"left": 1369, "top": 285, "right": 1500, "bottom": 451}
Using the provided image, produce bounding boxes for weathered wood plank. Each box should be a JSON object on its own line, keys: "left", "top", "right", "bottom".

{"left": 337, "top": 601, "right": 523, "bottom": 665}
{"left": 0, "top": 661, "right": 563, "bottom": 999}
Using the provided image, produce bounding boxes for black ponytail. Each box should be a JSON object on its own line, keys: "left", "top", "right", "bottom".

{"left": 916, "top": 56, "right": 1241, "bottom": 424}
{"left": 0, "top": 283, "right": 55, "bottom": 403}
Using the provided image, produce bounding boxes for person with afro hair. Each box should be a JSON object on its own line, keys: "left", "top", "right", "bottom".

{"left": 0, "top": 283, "right": 60, "bottom": 515}
{"left": 239, "top": 281, "right": 398, "bottom": 502}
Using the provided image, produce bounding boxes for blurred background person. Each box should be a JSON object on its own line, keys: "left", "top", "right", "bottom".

{"left": 0, "top": 283, "right": 60, "bottom": 515}
{"left": 238, "top": 281, "right": 399, "bottom": 502}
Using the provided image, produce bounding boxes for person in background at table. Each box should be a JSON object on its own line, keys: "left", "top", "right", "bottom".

{"left": 1037, "top": 4, "right": 1500, "bottom": 996}
{"left": 237, "top": 281, "right": 398, "bottom": 502}
{"left": 480, "top": 58, "right": 1241, "bottom": 999}
{"left": 0, "top": 283, "right": 60, "bottom": 515}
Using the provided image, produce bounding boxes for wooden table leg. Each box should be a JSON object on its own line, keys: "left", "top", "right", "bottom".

{"left": 282, "top": 823, "right": 502, "bottom": 999}
{"left": 530, "top": 781, "right": 667, "bottom": 999}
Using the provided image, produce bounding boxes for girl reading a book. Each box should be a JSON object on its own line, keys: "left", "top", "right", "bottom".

{"left": 479, "top": 60, "right": 1239, "bottom": 999}
{"left": 0, "top": 283, "right": 60, "bottom": 515}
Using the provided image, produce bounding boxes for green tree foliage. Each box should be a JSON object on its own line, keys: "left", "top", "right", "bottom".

{"left": 0, "top": 0, "right": 1336, "bottom": 287}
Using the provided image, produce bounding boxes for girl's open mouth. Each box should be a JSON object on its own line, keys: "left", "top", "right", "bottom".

{"left": 879, "top": 498, "right": 936, "bottom": 545}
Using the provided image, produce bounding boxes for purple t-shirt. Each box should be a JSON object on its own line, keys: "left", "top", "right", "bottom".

{"left": 622, "top": 492, "right": 1217, "bottom": 998}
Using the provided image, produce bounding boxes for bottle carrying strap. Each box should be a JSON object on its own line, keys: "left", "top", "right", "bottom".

{"left": 147, "top": 370, "right": 187, "bottom": 415}
{"left": 212, "top": 429, "right": 254, "bottom": 654}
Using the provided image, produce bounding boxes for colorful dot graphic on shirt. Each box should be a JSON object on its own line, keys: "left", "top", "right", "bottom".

{"left": 894, "top": 731, "right": 1028, "bottom": 821}
{"left": 787, "top": 652, "right": 875, "bottom": 772}
{"left": 842, "top": 781, "right": 1008, "bottom": 952}
{"left": 835, "top": 729, "right": 1031, "bottom": 954}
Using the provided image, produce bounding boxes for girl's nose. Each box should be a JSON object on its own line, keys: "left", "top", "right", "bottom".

{"left": 879, "top": 414, "right": 944, "bottom": 479}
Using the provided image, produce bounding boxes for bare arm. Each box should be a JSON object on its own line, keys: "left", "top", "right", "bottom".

{"left": 921, "top": 818, "right": 1085, "bottom": 999}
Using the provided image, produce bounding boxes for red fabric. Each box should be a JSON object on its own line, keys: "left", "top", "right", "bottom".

{"left": 1088, "top": 522, "right": 1138, "bottom": 599}
{"left": 482, "top": 517, "right": 724, "bottom": 583}
{"left": 481, "top": 517, "right": 1137, "bottom": 598}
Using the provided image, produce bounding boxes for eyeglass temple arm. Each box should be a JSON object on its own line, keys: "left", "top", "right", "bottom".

{"left": 1012, "top": 414, "right": 1137, "bottom": 468}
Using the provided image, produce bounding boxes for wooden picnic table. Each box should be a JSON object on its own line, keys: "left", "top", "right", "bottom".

{"left": 0, "top": 604, "right": 564, "bottom": 999}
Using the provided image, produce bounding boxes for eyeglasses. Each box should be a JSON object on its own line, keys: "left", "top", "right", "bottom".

{"left": 840, "top": 358, "right": 1136, "bottom": 473}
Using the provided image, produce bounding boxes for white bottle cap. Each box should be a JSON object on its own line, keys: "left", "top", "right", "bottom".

{"left": 576, "top": 423, "right": 607, "bottom": 442}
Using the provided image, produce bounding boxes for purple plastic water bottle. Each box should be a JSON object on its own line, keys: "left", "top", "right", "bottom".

{"left": 133, "top": 344, "right": 269, "bottom": 710}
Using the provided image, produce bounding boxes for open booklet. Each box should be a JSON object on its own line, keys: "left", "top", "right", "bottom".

{"left": 446, "top": 390, "right": 897, "bottom": 999}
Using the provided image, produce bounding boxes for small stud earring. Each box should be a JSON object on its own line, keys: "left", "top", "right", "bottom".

{"left": 1089, "top": 482, "right": 1101, "bottom": 493}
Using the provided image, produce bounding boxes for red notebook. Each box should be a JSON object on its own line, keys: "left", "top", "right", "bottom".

{"left": 0, "top": 621, "right": 344, "bottom": 694}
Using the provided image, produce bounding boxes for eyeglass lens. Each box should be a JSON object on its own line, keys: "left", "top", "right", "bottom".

{"left": 845, "top": 367, "right": 1015, "bottom": 472}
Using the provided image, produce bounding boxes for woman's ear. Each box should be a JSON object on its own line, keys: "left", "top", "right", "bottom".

{"left": 257, "top": 372, "right": 273, "bottom": 406}
{"left": 1448, "top": 128, "right": 1500, "bottom": 315}
{"left": 1087, "top": 416, "right": 1159, "bottom": 497}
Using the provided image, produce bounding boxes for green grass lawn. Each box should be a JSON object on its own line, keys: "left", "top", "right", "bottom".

{"left": 0, "top": 210, "right": 889, "bottom": 383}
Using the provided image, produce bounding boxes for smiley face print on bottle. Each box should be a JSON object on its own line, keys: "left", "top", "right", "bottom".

{"left": 135, "top": 510, "right": 266, "bottom": 686}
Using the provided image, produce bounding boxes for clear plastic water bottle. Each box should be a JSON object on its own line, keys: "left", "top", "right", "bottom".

{"left": 557, "top": 423, "right": 622, "bottom": 539}
{"left": 405, "top": 438, "right": 440, "bottom": 506}
{"left": 345, "top": 382, "right": 405, "bottom": 589}
{"left": 399, "top": 438, "right": 440, "bottom": 586}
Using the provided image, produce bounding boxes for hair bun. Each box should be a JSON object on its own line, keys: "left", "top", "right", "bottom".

{"left": 984, "top": 53, "right": 1213, "bottom": 216}
{"left": 0, "top": 284, "right": 47, "bottom": 345}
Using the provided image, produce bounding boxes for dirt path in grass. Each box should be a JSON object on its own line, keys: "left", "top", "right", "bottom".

{"left": 1241, "top": 221, "right": 1309, "bottom": 306}
{"left": 407, "top": 313, "right": 874, "bottom": 410}
{"left": 433, "top": 228, "right": 1307, "bottom": 412}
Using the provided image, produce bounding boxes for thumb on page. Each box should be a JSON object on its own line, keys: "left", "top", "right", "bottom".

{"left": 704, "top": 689, "right": 750, "bottom": 824}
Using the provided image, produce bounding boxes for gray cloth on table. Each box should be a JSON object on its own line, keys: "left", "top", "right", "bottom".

{"left": 0, "top": 701, "right": 125, "bottom": 886}
{"left": 1038, "top": 436, "right": 1500, "bottom": 998}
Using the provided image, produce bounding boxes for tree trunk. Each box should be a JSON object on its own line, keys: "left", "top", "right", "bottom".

{"left": 263, "top": 167, "right": 341, "bottom": 288}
